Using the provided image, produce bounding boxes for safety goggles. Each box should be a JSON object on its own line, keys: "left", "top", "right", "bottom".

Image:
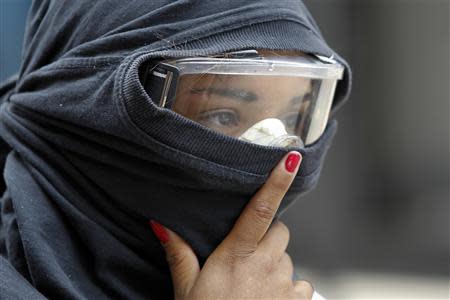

{"left": 142, "top": 50, "right": 344, "bottom": 147}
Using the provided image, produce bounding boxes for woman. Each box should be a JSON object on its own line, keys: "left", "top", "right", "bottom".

{"left": 0, "top": 0, "right": 351, "bottom": 299}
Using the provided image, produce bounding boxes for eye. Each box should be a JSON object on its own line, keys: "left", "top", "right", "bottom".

{"left": 197, "top": 109, "right": 240, "bottom": 129}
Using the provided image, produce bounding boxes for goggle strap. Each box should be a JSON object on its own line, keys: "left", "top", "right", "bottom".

{"left": 142, "top": 63, "right": 180, "bottom": 109}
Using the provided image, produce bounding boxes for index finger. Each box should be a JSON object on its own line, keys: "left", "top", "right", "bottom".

{"left": 223, "top": 151, "right": 302, "bottom": 251}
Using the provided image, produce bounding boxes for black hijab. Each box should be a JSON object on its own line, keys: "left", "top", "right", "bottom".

{"left": 0, "top": 1, "right": 351, "bottom": 299}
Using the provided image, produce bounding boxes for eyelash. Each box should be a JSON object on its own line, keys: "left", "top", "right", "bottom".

{"left": 197, "top": 109, "right": 240, "bottom": 128}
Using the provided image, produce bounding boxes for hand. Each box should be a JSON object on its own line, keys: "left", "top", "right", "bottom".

{"left": 150, "top": 151, "right": 313, "bottom": 299}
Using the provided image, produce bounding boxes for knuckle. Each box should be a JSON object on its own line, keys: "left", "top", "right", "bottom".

{"left": 279, "top": 252, "right": 294, "bottom": 277}
{"left": 220, "top": 243, "right": 257, "bottom": 266}
{"left": 299, "top": 280, "right": 314, "bottom": 290}
{"left": 275, "top": 221, "right": 290, "bottom": 240}
{"left": 282, "top": 252, "right": 293, "bottom": 265}
{"left": 255, "top": 252, "right": 276, "bottom": 273}
{"left": 295, "top": 280, "right": 314, "bottom": 296}
{"left": 165, "top": 249, "right": 189, "bottom": 269}
{"left": 253, "top": 200, "right": 277, "bottom": 223}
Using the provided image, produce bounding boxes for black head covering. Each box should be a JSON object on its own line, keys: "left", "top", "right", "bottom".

{"left": 0, "top": 1, "right": 351, "bottom": 299}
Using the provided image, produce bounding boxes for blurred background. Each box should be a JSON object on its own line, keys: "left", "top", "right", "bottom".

{"left": 284, "top": 0, "right": 450, "bottom": 298}
{"left": 1, "top": 0, "right": 449, "bottom": 299}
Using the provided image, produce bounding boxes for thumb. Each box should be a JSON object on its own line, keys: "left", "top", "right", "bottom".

{"left": 149, "top": 220, "right": 200, "bottom": 298}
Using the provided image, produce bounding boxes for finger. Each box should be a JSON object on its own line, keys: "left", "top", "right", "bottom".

{"left": 257, "top": 221, "right": 290, "bottom": 260}
{"left": 267, "top": 253, "right": 294, "bottom": 294}
{"left": 277, "top": 252, "right": 294, "bottom": 280}
{"left": 223, "top": 151, "right": 302, "bottom": 252}
{"left": 294, "top": 280, "right": 314, "bottom": 299}
{"left": 149, "top": 220, "right": 200, "bottom": 298}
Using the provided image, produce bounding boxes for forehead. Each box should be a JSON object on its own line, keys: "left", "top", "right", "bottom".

{"left": 177, "top": 48, "right": 310, "bottom": 86}
{"left": 177, "top": 73, "right": 311, "bottom": 95}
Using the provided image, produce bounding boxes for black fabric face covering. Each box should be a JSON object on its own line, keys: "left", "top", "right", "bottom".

{"left": 0, "top": 1, "right": 351, "bottom": 299}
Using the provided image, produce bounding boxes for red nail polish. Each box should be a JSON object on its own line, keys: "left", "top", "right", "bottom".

{"left": 285, "top": 152, "right": 301, "bottom": 173}
{"left": 149, "top": 220, "right": 169, "bottom": 244}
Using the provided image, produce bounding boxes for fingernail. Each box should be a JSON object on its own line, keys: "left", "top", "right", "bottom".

{"left": 285, "top": 152, "right": 301, "bottom": 173}
{"left": 149, "top": 220, "right": 169, "bottom": 244}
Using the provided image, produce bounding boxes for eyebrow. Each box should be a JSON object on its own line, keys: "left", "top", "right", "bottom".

{"left": 190, "top": 87, "right": 258, "bottom": 102}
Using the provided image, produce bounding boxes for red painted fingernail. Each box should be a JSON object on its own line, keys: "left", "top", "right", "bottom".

{"left": 285, "top": 152, "right": 301, "bottom": 173}
{"left": 149, "top": 220, "right": 169, "bottom": 244}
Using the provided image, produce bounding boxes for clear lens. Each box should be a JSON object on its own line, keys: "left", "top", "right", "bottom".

{"left": 147, "top": 52, "right": 344, "bottom": 147}
{"left": 171, "top": 73, "right": 330, "bottom": 146}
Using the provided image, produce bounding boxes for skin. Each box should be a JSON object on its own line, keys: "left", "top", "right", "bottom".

{"left": 172, "top": 53, "right": 313, "bottom": 140}
{"left": 157, "top": 151, "right": 314, "bottom": 299}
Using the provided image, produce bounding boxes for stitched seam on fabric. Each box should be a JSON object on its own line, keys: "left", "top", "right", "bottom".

{"left": 124, "top": 16, "right": 318, "bottom": 58}
{"left": 45, "top": 65, "right": 117, "bottom": 71}
{"left": 167, "top": 17, "right": 316, "bottom": 51}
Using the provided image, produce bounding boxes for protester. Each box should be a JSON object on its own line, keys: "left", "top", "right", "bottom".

{"left": 0, "top": 1, "right": 351, "bottom": 298}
